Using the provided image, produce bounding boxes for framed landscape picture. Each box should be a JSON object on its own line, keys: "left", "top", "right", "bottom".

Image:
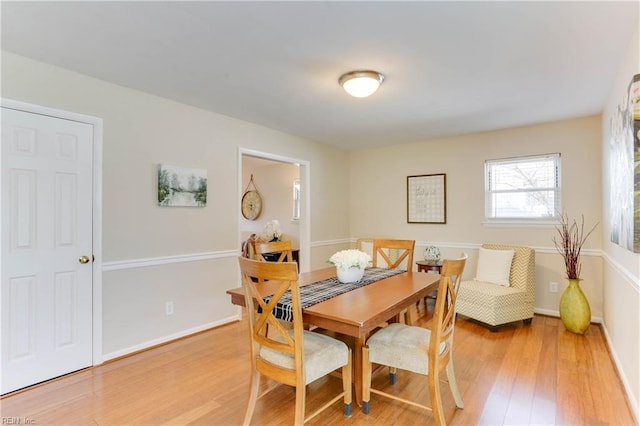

{"left": 158, "top": 164, "right": 207, "bottom": 207}
{"left": 407, "top": 173, "right": 446, "bottom": 224}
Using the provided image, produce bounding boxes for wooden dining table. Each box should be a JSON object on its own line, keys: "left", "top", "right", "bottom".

{"left": 226, "top": 266, "right": 441, "bottom": 405}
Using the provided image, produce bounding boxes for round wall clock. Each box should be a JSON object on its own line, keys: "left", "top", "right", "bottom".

{"left": 241, "top": 189, "right": 263, "bottom": 220}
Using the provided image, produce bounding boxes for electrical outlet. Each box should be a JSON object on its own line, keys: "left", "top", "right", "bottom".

{"left": 549, "top": 282, "right": 558, "bottom": 293}
{"left": 165, "top": 301, "right": 174, "bottom": 316}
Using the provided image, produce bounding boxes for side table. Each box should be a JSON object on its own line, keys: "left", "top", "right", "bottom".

{"left": 415, "top": 260, "right": 442, "bottom": 312}
{"left": 416, "top": 260, "right": 442, "bottom": 274}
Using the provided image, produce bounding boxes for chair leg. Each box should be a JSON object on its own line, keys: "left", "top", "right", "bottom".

{"left": 243, "top": 370, "right": 260, "bottom": 426}
{"left": 445, "top": 360, "right": 464, "bottom": 409}
{"left": 294, "top": 383, "right": 305, "bottom": 426}
{"left": 428, "top": 370, "right": 445, "bottom": 426}
{"left": 362, "top": 346, "right": 371, "bottom": 415}
{"left": 523, "top": 317, "right": 533, "bottom": 326}
{"left": 342, "top": 350, "right": 353, "bottom": 416}
{"left": 390, "top": 367, "right": 397, "bottom": 384}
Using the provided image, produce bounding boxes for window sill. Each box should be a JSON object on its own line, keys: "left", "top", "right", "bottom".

{"left": 482, "top": 219, "right": 557, "bottom": 228}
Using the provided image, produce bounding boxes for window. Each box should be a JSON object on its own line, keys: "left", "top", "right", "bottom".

{"left": 292, "top": 179, "right": 300, "bottom": 220}
{"left": 485, "top": 153, "right": 560, "bottom": 220}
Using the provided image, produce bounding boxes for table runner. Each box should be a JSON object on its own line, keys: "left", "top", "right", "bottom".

{"left": 265, "top": 267, "right": 406, "bottom": 322}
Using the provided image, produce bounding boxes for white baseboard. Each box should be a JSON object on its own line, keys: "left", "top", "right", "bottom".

{"left": 533, "top": 307, "right": 603, "bottom": 324}
{"left": 101, "top": 314, "right": 240, "bottom": 362}
{"left": 600, "top": 321, "right": 640, "bottom": 424}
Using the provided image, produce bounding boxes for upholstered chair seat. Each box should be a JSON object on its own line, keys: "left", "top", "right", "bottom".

{"left": 260, "top": 330, "right": 350, "bottom": 385}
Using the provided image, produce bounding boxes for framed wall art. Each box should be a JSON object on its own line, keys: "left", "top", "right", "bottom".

{"left": 609, "top": 73, "right": 639, "bottom": 252}
{"left": 407, "top": 173, "right": 446, "bottom": 224}
{"left": 158, "top": 164, "right": 207, "bottom": 207}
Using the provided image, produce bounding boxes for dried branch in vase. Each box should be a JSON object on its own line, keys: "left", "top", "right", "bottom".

{"left": 552, "top": 213, "right": 598, "bottom": 280}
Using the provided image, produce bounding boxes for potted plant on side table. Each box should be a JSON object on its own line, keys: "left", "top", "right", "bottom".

{"left": 552, "top": 213, "right": 598, "bottom": 334}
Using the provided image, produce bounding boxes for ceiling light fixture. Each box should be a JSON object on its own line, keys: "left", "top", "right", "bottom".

{"left": 339, "top": 70, "right": 385, "bottom": 98}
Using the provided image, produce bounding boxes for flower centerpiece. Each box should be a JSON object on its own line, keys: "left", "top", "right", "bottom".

{"left": 328, "top": 249, "right": 371, "bottom": 283}
{"left": 261, "top": 219, "right": 282, "bottom": 242}
{"left": 552, "top": 213, "right": 598, "bottom": 334}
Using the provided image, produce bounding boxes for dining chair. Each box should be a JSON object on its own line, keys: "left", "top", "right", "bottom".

{"left": 372, "top": 238, "right": 416, "bottom": 323}
{"left": 250, "top": 239, "right": 294, "bottom": 263}
{"left": 362, "top": 254, "right": 468, "bottom": 425}
{"left": 237, "top": 257, "right": 352, "bottom": 425}
{"left": 371, "top": 238, "right": 415, "bottom": 270}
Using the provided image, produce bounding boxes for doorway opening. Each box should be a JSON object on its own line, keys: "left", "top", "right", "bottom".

{"left": 239, "top": 149, "right": 310, "bottom": 272}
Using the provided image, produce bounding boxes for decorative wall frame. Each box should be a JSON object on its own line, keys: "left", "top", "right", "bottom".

{"left": 407, "top": 173, "right": 446, "bottom": 224}
{"left": 609, "top": 73, "right": 639, "bottom": 252}
{"left": 158, "top": 164, "right": 207, "bottom": 207}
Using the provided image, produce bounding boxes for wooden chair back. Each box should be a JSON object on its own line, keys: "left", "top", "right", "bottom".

{"left": 250, "top": 239, "right": 293, "bottom": 263}
{"left": 429, "top": 254, "right": 467, "bottom": 373}
{"left": 371, "top": 238, "right": 415, "bottom": 270}
{"left": 238, "top": 256, "right": 303, "bottom": 387}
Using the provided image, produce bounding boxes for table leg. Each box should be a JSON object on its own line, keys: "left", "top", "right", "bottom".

{"left": 354, "top": 335, "right": 366, "bottom": 406}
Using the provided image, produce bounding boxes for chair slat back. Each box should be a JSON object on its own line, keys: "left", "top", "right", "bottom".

{"left": 430, "top": 254, "right": 467, "bottom": 370}
{"left": 371, "top": 239, "right": 415, "bottom": 270}
{"left": 250, "top": 240, "right": 294, "bottom": 263}
{"left": 238, "top": 256, "right": 303, "bottom": 384}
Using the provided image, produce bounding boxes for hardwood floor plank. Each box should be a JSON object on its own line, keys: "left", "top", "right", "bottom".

{"left": 502, "top": 317, "right": 545, "bottom": 425}
{"left": 0, "top": 312, "right": 635, "bottom": 425}
{"left": 529, "top": 317, "right": 559, "bottom": 425}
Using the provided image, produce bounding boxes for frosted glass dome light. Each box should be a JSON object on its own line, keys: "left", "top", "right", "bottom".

{"left": 339, "top": 70, "right": 385, "bottom": 98}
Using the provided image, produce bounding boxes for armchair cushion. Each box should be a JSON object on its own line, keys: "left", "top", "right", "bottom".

{"left": 474, "top": 247, "right": 514, "bottom": 287}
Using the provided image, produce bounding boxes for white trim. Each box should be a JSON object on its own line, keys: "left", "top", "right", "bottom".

{"left": 312, "top": 238, "right": 351, "bottom": 247}
{"left": 410, "top": 241, "right": 602, "bottom": 258}
{"left": 482, "top": 220, "right": 558, "bottom": 228}
{"left": 602, "top": 251, "right": 640, "bottom": 291}
{"left": 103, "top": 250, "right": 238, "bottom": 271}
{"left": 484, "top": 153, "right": 561, "bottom": 220}
{"left": 533, "top": 308, "right": 603, "bottom": 324}
{"left": 1, "top": 98, "right": 105, "bottom": 366}
{"left": 600, "top": 251, "right": 640, "bottom": 422}
{"left": 102, "top": 315, "right": 240, "bottom": 362}
{"left": 600, "top": 321, "right": 640, "bottom": 424}
{"left": 239, "top": 148, "right": 311, "bottom": 273}
{"left": 101, "top": 242, "right": 353, "bottom": 272}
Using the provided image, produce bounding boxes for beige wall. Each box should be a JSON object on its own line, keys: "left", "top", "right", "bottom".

{"left": 1, "top": 51, "right": 351, "bottom": 356}
{"left": 601, "top": 27, "right": 640, "bottom": 416}
{"left": 349, "top": 115, "right": 604, "bottom": 313}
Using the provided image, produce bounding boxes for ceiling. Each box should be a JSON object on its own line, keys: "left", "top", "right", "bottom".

{"left": 2, "top": 1, "right": 638, "bottom": 150}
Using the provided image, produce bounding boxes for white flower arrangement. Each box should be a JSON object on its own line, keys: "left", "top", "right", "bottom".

{"left": 261, "top": 219, "right": 282, "bottom": 242}
{"left": 328, "top": 249, "right": 371, "bottom": 270}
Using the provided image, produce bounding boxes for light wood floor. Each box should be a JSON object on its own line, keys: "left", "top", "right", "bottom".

{"left": 1, "top": 303, "right": 636, "bottom": 425}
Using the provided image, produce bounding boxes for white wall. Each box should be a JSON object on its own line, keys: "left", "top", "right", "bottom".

{"left": 601, "top": 27, "right": 640, "bottom": 417}
{"left": 1, "top": 51, "right": 351, "bottom": 357}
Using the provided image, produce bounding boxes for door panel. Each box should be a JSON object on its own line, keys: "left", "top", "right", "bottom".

{"left": 1, "top": 107, "right": 94, "bottom": 394}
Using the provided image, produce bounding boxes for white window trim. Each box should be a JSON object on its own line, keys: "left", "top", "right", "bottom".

{"left": 484, "top": 153, "right": 561, "bottom": 223}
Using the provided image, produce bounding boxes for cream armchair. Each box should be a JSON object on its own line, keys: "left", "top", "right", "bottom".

{"left": 456, "top": 244, "right": 535, "bottom": 330}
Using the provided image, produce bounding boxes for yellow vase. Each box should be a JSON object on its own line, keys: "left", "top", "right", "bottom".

{"left": 559, "top": 278, "right": 591, "bottom": 334}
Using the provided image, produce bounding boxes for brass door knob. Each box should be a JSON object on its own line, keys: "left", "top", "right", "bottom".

{"left": 79, "top": 255, "right": 91, "bottom": 264}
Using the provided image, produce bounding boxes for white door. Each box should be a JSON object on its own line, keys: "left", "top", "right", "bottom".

{"left": 1, "top": 107, "right": 94, "bottom": 394}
